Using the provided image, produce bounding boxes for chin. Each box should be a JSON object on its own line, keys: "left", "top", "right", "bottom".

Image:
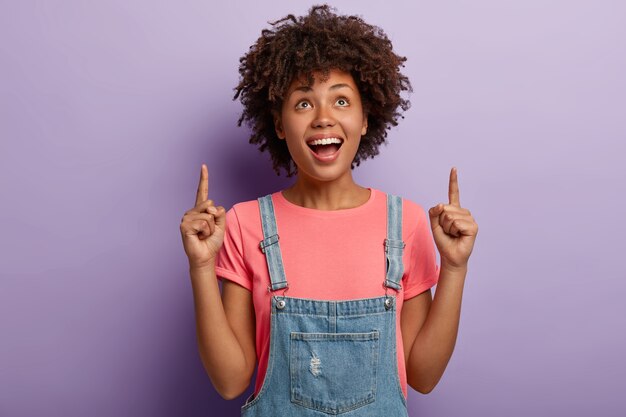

{"left": 301, "top": 167, "right": 353, "bottom": 183}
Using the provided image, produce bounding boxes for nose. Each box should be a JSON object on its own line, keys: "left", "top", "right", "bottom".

{"left": 311, "top": 105, "right": 336, "bottom": 128}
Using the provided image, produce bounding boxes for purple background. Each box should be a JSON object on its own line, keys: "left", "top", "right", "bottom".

{"left": 1, "top": 1, "right": 624, "bottom": 416}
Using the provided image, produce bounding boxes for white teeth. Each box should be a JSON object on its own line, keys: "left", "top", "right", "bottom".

{"left": 308, "top": 137, "right": 343, "bottom": 146}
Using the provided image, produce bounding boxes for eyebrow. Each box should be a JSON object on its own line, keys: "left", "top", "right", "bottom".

{"left": 289, "top": 83, "right": 354, "bottom": 96}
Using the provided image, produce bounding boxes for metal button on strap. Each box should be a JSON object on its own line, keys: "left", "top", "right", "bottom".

{"left": 384, "top": 298, "right": 392, "bottom": 310}
{"left": 276, "top": 299, "right": 286, "bottom": 310}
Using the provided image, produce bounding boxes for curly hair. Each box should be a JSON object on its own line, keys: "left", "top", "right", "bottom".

{"left": 233, "top": 4, "right": 412, "bottom": 177}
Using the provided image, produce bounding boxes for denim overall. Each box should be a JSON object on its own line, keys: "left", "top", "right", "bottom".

{"left": 241, "top": 193, "right": 409, "bottom": 416}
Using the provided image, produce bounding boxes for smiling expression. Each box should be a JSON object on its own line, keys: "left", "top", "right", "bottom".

{"left": 274, "top": 69, "right": 368, "bottom": 183}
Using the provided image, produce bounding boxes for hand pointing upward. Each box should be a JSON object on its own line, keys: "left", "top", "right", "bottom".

{"left": 179, "top": 164, "right": 227, "bottom": 269}
{"left": 428, "top": 167, "right": 478, "bottom": 270}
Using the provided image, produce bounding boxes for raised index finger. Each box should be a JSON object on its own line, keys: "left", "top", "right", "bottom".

{"left": 195, "top": 164, "right": 208, "bottom": 206}
{"left": 448, "top": 167, "right": 460, "bottom": 207}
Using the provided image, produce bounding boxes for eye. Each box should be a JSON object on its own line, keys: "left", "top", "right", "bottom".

{"left": 295, "top": 100, "right": 311, "bottom": 109}
{"left": 335, "top": 98, "right": 349, "bottom": 107}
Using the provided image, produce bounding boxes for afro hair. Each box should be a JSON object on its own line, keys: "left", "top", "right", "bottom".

{"left": 234, "top": 4, "right": 412, "bottom": 176}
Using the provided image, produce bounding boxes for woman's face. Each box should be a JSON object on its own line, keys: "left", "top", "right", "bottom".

{"left": 275, "top": 68, "right": 368, "bottom": 184}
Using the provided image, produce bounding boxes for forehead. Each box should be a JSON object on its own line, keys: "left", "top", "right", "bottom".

{"left": 286, "top": 69, "right": 358, "bottom": 93}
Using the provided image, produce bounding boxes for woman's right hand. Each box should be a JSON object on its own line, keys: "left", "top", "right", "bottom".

{"left": 180, "top": 164, "right": 226, "bottom": 269}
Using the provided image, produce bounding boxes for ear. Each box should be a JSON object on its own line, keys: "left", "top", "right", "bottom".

{"left": 361, "top": 113, "right": 368, "bottom": 136}
{"left": 273, "top": 112, "right": 286, "bottom": 140}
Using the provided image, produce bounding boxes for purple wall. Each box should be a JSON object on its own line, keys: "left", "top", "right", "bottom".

{"left": 1, "top": 1, "right": 624, "bottom": 416}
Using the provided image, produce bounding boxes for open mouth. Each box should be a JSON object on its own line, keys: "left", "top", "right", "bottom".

{"left": 306, "top": 137, "right": 344, "bottom": 157}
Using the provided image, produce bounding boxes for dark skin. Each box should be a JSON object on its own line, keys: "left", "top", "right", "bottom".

{"left": 403, "top": 167, "right": 478, "bottom": 393}
{"left": 234, "top": 5, "right": 411, "bottom": 177}
{"left": 190, "top": 168, "right": 476, "bottom": 396}
{"left": 180, "top": 70, "right": 478, "bottom": 397}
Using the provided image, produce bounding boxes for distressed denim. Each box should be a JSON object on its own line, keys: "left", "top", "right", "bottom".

{"left": 242, "top": 193, "right": 408, "bottom": 416}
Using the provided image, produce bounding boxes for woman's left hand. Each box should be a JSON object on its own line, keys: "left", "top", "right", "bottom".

{"left": 428, "top": 167, "right": 478, "bottom": 270}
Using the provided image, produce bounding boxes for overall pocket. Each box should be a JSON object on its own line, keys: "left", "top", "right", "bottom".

{"left": 289, "top": 331, "right": 379, "bottom": 415}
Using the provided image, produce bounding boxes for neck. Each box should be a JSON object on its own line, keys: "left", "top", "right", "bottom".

{"left": 282, "top": 173, "right": 370, "bottom": 210}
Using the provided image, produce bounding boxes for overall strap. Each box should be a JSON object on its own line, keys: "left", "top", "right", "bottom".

{"left": 384, "top": 194, "right": 406, "bottom": 290}
{"left": 257, "top": 194, "right": 289, "bottom": 291}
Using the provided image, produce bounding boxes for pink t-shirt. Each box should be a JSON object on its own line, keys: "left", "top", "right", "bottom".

{"left": 215, "top": 188, "right": 440, "bottom": 398}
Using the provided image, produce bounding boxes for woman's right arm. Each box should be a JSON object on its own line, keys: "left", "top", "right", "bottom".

{"left": 180, "top": 164, "right": 256, "bottom": 399}
{"left": 189, "top": 264, "right": 256, "bottom": 400}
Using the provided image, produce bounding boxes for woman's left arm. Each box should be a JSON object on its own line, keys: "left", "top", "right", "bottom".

{"left": 402, "top": 167, "right": 478, "bottom": 394}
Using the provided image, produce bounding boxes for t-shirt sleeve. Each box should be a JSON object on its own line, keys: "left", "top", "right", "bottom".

{"left": 214, "top": 206, "right": 253, "bottom": 291}
{"left": 402, "top": 204, "right": 441, "bottom": 300}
